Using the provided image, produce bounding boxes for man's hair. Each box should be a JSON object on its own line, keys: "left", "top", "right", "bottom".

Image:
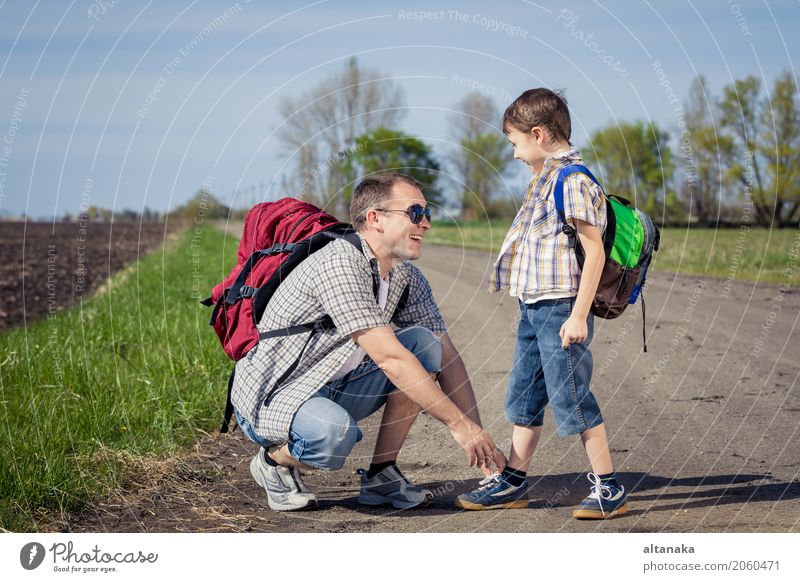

{"left": 503, "top": 88, "right": 572, "bottom": 145}
{"left": 350, "top": 173, "right": 422, "bottom": 231}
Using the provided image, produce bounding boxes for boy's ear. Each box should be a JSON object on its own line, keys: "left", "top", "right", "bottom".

{"left": 530, "top": 126, "right": 545, "bottom": 144}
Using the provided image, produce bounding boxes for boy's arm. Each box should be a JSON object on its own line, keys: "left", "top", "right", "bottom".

{"left": 560, "top": 218, "right": 604, "bottom": 349}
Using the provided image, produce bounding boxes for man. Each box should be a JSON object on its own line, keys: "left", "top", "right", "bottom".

{"left": 231, "top": 173, "right": 505, "bottom": 511}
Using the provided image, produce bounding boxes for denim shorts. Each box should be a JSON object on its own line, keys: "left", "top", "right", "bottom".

{"left": 505, "top": 297, "right": 603, "bottom": 436}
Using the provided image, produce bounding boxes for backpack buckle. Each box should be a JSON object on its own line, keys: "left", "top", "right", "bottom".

{"left": 239, "top": 285, "right": 255, "bottom": 298}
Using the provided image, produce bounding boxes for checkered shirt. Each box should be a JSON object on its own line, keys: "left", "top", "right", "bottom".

{"left": 489, "top": 149, "right": 607, "bottom": 298}
{"left": 232, "top": 233, "right": 447, "bottom": 443}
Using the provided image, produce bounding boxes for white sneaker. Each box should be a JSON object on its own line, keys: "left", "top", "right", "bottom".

{"left": 358, "top": 465, "right": 433, "bottom": 509}
{"left": 250, "top": 449, "right": 318, "bottom": 511}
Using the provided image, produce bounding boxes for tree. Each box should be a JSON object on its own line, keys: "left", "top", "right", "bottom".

{"left": 681, "top": 75, "right": 735, "bottom": 226}
{"left": 173, "top": 188, "right": 230, "bottom": 221}
{"left": 763, "top": 72, "right": 800, "bottom": 226}
{"left": 446, "top": 92, "right": 512, "bottom": 220}
{"left": 718, "top": 72, "right": 800, "bottom": 226}
{"left": 584, "top": 121, "right": 679, "bottom": 222}
{"left": 346, "top": 128, "right": 442, "bottom": 207}
{"left": 277, "top": 57, "right": 406, "bottom": 216}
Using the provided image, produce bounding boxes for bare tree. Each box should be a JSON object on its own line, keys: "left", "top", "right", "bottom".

{"left": 277, "top": 57, "right": 406, "bottom": 216}
{"left": 446, "top": 92, "right": 512, "bottom": 220}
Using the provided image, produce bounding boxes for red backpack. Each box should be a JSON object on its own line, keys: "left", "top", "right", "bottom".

{"left": 203, "top": 198, "right": 356, "bottom": 360}
{"left": 202, "top": 198, "right": 363, "bottom": 431}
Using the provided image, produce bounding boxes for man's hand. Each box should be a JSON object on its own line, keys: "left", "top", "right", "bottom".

{"left": 449, "top": 418, "right": 506, "bottom": 472}
{"left": 559, "top": 314, "right": 588, "bottom": 349}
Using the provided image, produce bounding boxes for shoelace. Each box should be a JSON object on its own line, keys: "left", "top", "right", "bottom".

{"left": 586, "top": 472, "right": 614, "bottom": 515}
{"left": 477, "top": 472, "right": 503, "bottom": 490}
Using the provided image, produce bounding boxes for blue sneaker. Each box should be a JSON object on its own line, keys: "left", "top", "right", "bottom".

{"left": 572, "top": 472, "right": 628, "bottom": 519}
{"left": 455, "top": 473, "right": 529, "bottom": 511}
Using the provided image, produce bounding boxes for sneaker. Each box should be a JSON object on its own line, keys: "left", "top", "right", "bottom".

{"left": 454, "top": 473, "right": 529, "bottom": 510}
{"left": 249, "top": 449, "right": 318, "bottom": 511}
{"left": 572, "top": 472, "right": 628, "bottom": 519}
{"left": 357, "top": 465, "right": 434, "bottom": 509}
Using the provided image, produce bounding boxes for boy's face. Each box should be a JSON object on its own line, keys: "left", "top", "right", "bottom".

{"left": 506, "top": 126, "right": 547, "bottom": 173}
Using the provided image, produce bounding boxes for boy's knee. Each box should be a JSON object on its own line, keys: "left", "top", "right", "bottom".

{"left": 289, "top": 398, "right": 363, "bottom": 470}
{"left": 396, "top": 326, "right": 442, "bottom": 374}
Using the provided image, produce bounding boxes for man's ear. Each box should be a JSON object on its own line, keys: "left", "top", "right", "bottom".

{"left": 364, "top": 208, "right": 384, "bottom": 232}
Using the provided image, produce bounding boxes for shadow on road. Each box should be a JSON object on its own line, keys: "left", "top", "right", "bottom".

{"left": 333, "top": 472, "right": 800, "bottom": 518}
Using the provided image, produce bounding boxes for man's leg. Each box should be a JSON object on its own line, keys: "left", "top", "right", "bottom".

{"left": 371, "top": 387, "right": 424, "bottom": 464}
{"left": 320, "top": 326, "right": 442, "bottom": 508}
{"left": 368, "top": 326, "right": 442, "bottom": 464}
{"left": 236, "top": 399, "right": 362, "bottom": 511}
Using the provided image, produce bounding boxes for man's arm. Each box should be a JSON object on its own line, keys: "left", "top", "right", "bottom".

{"left": 435, "top": 331, "right": 481, "bottom": 427}
{"left": 560, "top": 218, "right": 604, "bottom": 348}
{"left": 353, "top": 325, "right": 499, "bottom": 468}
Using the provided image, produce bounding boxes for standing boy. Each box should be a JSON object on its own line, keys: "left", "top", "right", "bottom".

{"left": 455, "top": 88, "right": 627, "bottom": 519}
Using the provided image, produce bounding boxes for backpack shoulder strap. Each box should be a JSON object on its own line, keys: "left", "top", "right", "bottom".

{"left": 553, "top": 164, "right": 603, "bottom": 249}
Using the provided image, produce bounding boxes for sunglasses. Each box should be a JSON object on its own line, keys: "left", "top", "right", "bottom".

{"left": 375, "top": 204, "right": 431, "bottom": 225}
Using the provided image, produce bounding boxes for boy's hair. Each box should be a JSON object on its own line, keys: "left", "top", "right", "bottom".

{"left": 350, "top": 172, "right": 422, "bottom": 231}
{"left": 503, "top": 88, "right": 572, "bottom": 145}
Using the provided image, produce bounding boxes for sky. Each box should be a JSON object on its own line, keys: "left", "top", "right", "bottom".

{"left": 0, "top": 0, "right": 797, "bottom": 219}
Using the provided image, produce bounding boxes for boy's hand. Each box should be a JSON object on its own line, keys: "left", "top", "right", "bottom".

{"left": 560, "top": 315, "right": 588, "bottom": 349}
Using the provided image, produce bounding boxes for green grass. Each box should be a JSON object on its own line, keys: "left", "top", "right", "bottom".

{"left": 426, "top": 221, "right": 800, "bottom": 286}
{"left": 0, "top": 226, "right": 237, "bottom": 531}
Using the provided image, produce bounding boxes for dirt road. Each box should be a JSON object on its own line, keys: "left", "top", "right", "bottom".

{"left": 65, "top": 244, "right": 800, "bottom": 533}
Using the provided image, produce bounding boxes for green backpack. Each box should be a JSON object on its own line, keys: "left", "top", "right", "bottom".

{"left": 553, "top": 164, "right": 660, "bottom": 351}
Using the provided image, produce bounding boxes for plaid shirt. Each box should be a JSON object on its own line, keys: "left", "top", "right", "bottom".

{"left": 232, "top": 233, "right": 446, "bottom": 443}
{"left": 489, "top": 149, "right": 606, "bottom": 299}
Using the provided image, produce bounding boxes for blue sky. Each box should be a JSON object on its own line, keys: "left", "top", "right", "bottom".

{"left": 0, "top": 0, "right": 797, "bottom": 218}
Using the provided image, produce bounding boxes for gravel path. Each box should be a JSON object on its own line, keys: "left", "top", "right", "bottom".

{"left": 63, "top": 243, "right": 800, "bottom": 533}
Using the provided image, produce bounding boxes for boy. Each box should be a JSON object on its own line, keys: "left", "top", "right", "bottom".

{"left": 455, "top": 88, "right": 627, "bottom": 519}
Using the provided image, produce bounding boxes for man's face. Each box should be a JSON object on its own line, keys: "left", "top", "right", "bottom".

{"left": 378, "top": 182, "right": 430, "bottom": 262}
{"left": 506, "top": 126, "right": 546, "bottom": 172}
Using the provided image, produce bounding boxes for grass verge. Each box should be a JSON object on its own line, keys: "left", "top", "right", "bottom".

{"left": 425, "top": 221, "right": 800, "bottom": 286}
{"left": 0, "top": 226, "right": 236, "bottom": 531}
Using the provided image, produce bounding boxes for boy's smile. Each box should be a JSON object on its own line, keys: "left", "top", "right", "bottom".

{"left": 506, "top": 126, "right": 546, "bottom": 172}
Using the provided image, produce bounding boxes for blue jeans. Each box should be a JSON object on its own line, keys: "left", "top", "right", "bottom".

{"left": 505, "top": 298, "right": 603, "bottom": 436}
{"left": 235, "top": 326, "right": 442, "bottom": 470}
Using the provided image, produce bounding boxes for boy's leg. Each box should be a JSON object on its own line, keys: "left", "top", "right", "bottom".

{"left": 532, "top": 298, "right": 626, "bottom": 519}
{"left": 455, "top": 302, "right": 545, "bottom": 510}
{"left": 508, "top": 424, "right": 543, "bottom": 473}
{"left": 581, "top": 422, "right": 613, "bottom": 475}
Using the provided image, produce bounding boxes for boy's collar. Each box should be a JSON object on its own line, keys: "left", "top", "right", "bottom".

{"left": 543, "top": 148, "right": 580, "bottom": 167}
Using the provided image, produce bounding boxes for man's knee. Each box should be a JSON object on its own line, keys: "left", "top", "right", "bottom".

{"left": 396, "top": 326, "right": 442, "bottom": 374}
{"left": 289, "top": 397, "right": 363, "bottom": 471}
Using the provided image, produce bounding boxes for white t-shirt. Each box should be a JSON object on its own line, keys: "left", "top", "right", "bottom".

{"left": 327, "top": 276, "right": 390, "bottom": 381}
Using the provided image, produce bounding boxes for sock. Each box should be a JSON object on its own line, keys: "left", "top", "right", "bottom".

{"left": 598, "top": 472, "right": 619, "bottom": 490}
{"left": 367, "top": 460, "right": 396, "bottom": 479}
{"left": 263, "top": 448, "right": 279, "bottom": 467}
{"left": 501, "top": 466, "right": 527, "bottom": 487}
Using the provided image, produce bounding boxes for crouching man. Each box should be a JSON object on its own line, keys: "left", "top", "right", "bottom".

{"left": 231, "top": 173, "right": 504, "bottom": 510}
